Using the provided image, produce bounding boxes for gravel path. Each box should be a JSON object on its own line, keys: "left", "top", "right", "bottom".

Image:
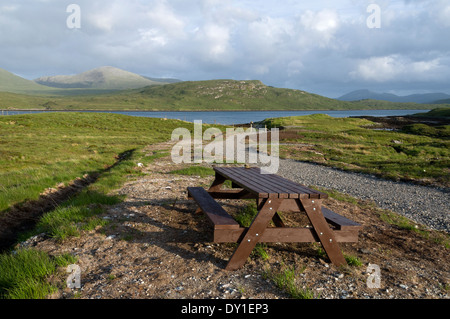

{"left": 276, "top": 158, "right": 449, "bottom": 233}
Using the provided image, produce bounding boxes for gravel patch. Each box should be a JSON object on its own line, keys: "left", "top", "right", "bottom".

{"left": 277, "top": 158, "right": 449, "bottom": 233}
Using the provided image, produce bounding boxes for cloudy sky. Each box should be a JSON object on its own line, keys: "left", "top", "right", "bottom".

{"left": 1, "top": 0, "right": 449, "bottom": 97}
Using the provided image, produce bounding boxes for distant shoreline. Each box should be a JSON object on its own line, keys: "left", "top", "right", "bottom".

{"left": 0, "top": 108, "right": 431, "bottom": 113}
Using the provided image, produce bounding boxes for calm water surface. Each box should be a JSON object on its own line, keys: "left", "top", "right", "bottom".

{"left": 0, "top": 109, "right": 429, "bottom": 125}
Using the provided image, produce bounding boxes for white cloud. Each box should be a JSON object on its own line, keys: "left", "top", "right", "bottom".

{"left": 192, "top": 23, "right": 233, "bottom": 64}
{"left": 300, "top": 9, "right": 340, "bottom": 46}
{"left": 301, "top": 9, "right": 339, "bottom": 33}
{"left": 350, "top": 55, "right": 443, "bottom": 82}
{"left": 146, "top": 0, "right": 186, "bottom": 37}
{"left": 137, "top": 28, "right": 168, "bottom": 47}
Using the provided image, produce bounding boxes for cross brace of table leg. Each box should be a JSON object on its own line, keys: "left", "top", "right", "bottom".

{"left": 225, "top": 198, "right": 283, "bottom": 271}
{"left": 225, "top": 198, "right": 347, "bottom": 270}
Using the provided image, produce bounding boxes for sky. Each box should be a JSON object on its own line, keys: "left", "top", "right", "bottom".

{"left": 0, "top": 0, "right": 449, "bottom": 98}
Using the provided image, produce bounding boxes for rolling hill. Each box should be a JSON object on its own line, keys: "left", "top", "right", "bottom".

{"left": 34, "top": 66, "right": 164, "bottom": 90}
{"left": 134, "top": 79, "right": 357, "bottom": 110}
{"left": 0, "top": 68, "right": 55, "bottom": 94}
{"left": 0, "top": 78, "right": 442, "bottom": 111}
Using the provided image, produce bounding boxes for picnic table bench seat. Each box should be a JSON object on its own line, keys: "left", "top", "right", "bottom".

{"left": 187, "top": 187, "right": 240, "bottom": 230}
{"left": 321, "top": 207, "right": 362, "bottom": 231}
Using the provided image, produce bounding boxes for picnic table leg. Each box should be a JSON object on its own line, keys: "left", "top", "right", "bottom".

{"left": 208, "top": 172, "right": 227, "bottom": 192}
{"left": 257, "top": 198, "right": 285, "bottom": 227}
{"left": 225, "top": 198, "right": 283, "bottom": 271}
{"left": 300, "top": 199, "right": 347, "bottom": 267}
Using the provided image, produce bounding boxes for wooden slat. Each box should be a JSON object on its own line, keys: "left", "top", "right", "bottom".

{"left": 245, "top": 168, "right": 316, "bottom": 199}
{"left": 248, "top": 167, "right": 327, "bottom": 199}
{"left": 187, "top": 187, "right": 240, "bottom": 230}
{"left": 237, "top": 168, "right": 296, "bottom": 199}
{"left": 214, "top": 227, "right": 360, "bottom": 243}
{"left": 218, "top": 167, "right": 274, "bottom": 195}
{"left": 214, "top": 167, "right": 270, "bottom": 198}
{"left": 322, "top": 207, "right": 362, "bottom": 231}
{"left": 265, "top": 171, "right": 328, "bottom": 199}
{"left": 215, "top": 167, "right": 287, "bottom": 198}
{"left": 214, "top": 166, "right": 328, "bottom": 199}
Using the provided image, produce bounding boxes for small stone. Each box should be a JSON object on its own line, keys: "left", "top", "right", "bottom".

{"left": 334, "top": 272, "right": 344, "bottom": 279}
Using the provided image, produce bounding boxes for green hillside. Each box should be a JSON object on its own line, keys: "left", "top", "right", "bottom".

{"left": 412, "top": 107, "right": 450, "bottom": 118}
{"left": 133, "top": 79, "right": 356, "bottom": 110}
{"left": 0, "top": 68, "right": 54, "bottom": 94}
{"left": 348, "top": 99, "right": 448, "bottom": 110}
{"left": 0, "top": 78, "right": 441, "bottom": 111}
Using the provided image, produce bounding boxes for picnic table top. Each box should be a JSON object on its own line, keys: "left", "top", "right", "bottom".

{"left": 213, "top": 166, "right": 328, "bottom": 199}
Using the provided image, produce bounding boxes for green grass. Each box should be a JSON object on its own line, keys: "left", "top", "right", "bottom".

{"left": 344, "top": 254, "right": 363, "bottom": 267}
{"left": 32, "top": 191, "right": 120, "bottom": 241}
{"left": 0, "top": 112, "right": 195, "bottom": 212}
{"left": 169, "top": 165, "right": 215, "bottom": 177}
{"left": 412, "top": 107, "right": 450, "bottom": 118}
{"left": 0, "top": 112, "right": 208, "bottom": 299}
{"left": 401, "top": 123, "right": 450, "bottom": 138}
{"left": 0, "top": 138, "right": 160, "bottom": 299}
{"left": 263, "top": 264, "right": 315, "bottom": 299}
{"left": 0, "top": 249, "right": 77, "bottom": 299}
{"left": 234, "top": 202, "right": 258, "bottom": 228}
{"left": 264, "top": 114, "right": 449, "bottom": 187}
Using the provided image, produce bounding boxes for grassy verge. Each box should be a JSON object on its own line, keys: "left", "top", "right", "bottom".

{"left": 0, "top": 249, "right": 77, "bottom": 299}
{"left": 264, "top": 113, "right": 449, "bottom": 187}
{"left": 0, "top": 112, "right": 194, "bottom": 212}
{"left": 0, "top": 112, "right": 204, "bottom": 299}
{"left": 0, "top": 145, "right": 160, "bottom": 299}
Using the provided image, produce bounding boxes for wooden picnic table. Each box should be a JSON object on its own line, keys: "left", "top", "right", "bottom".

{"left": 188, "top": 166, "right": 361, "bottom": 271}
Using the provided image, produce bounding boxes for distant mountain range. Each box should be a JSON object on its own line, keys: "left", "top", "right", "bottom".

{"left": 34, "top": 66, "right": 181, "bottom": 90}
{"left": 338, "top": 89, "right": 450, "bottom": 104}
{"left": 1, "top": 66, "right": 449, "bottom": 111}
{"left": 0, "top": 66, "right": 181, "bottom": 94}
